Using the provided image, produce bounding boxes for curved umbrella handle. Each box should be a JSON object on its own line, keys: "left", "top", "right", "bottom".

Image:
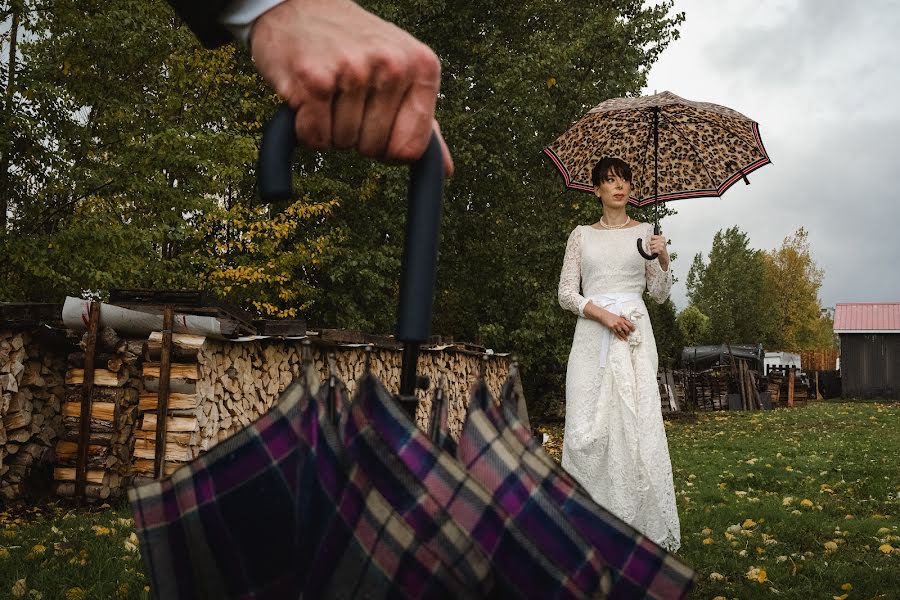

{"left": 257, "top": 103, "right": 444, "bottom": 403}
{"left": 637, "top": 223, "right": 661, "bottom": 260}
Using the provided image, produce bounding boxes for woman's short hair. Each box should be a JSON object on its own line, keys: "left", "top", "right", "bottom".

{"left": 591, "top": 157, "right": 633, "bottom": 187}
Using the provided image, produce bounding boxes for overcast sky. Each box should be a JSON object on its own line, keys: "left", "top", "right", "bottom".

{"left": 640, "top": 0, "right": 900, "bottom": 309}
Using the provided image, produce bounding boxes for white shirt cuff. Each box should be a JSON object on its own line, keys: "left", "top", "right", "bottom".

{"left": 220, "top": 0, "right": 287, "bottom": 45}
{"left": 578, "top": 297, "right": 591, "bottom": 318}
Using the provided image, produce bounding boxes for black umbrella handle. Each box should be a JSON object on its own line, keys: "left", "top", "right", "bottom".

{"left": 637, "top": 223, "right": 661, "bottom": 260}
{"left": 257, "top": 104, "right": 444, "bottom": 402}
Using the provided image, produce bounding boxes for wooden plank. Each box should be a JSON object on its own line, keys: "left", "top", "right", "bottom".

{"left": 55, "top": 467, "right": 105, "bottom": 484}
{"left": 75, "top": 301, "right": 100, "bottom": 501}
{"left": 253, "top": 319, "right": 307, "bottom": 336}
{"left": 154, "top": 306, "right": 174, "bottom": 480}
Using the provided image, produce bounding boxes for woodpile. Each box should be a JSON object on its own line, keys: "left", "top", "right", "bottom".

{"left": 54, "top": 328, "right": 141, "bottom": 500}
{"left": 0, "top": 330, "right": 66, "bottom": 501}
{"left": 133, "top": 334, "right": 511, "bottom": 479}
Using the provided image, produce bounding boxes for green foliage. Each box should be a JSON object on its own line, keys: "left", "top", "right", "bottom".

{"left": 1, "top": 0, "right": 684, "bottom": 410}
{"left": 686, "top": 226, "right": 771, "bottom": 345}
{"left": 677, "top": 304, "right": 711, "bottom": 348}
{"left": 644, "top": 294, "right": 682, "bottom": 367}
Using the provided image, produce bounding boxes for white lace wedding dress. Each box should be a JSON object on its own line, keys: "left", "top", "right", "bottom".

{"left": 557, "top": 222, "right": 682, "bottom": 552}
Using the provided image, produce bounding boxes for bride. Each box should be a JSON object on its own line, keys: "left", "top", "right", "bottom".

{"left": 557, "top": 156, "right": 682, "bottom": 551}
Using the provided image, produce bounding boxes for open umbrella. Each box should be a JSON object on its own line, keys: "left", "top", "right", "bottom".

{"left": 543, "top": 90, "right": 771, "bottom": 259}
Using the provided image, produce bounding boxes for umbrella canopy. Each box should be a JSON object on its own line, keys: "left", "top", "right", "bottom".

{"left": 543, "top": 91, "right": 771, "bottom": 206}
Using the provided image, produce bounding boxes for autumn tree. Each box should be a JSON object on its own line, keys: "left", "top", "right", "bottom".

{"left": 762, "top": 228, "right": 835, "bottom": 350}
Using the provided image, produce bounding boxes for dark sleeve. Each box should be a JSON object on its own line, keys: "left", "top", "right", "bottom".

{"left": 165, "top": 0, "right": 234, "bottom": 48}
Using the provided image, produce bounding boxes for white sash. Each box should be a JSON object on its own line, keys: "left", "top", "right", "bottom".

{"left": 588, "top": 292, "right": 643, "bottom": 368}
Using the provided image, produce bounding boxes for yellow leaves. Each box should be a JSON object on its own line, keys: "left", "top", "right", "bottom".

{"left": 701, "top": 527, "right": 713, "bottom": 536}
{"left": 26, "top": 544, "right": 46, "bottom": 559}
{"left": 709, "top": 572, "right": 725, "bottom": 582}
{"left": 734, "top": 490, "right": 747, "bottom": 497}
{"left": 124, "top": 532, "right": 139, "bottom": 554}
{"left": 833, "top": 595, "right": 848, "bottom": 600}
{"left": 800, "top": 498, "right": 814, "bottom": 508}
{"left": 742, "top": 518, "right": 758, "bottom": 529}
{"left": 11, "top": 578, "right": 27, "bottom": 598}
{"left": 878, "top": 527, "right": 892, "bottom": 534}
{"left": 879, "top": 543, "right": 894, "bottom": 554}
{"left": 824, "top": 541, "right": 838, "bottom": 553}
{"left": 746, "top": 566, "right": 768, "bottom": 583}
{"left": 91, "top": 525, "right": 111, "bottom": 536}
{"left": 841, "top": 583, "right": 853, "bottom": 591}
{"left": 546, "top": 77, "right": 557, "bottom": 88}
{"left": 65, "top": 588, "right": 86, "bottom": 600}
{"left": 702, "top": 537, "right": 714, "bottom": 545}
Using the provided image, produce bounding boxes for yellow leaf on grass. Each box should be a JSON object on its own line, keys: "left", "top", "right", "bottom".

{"left": 824, "top": 541, "right": 838, "bottom": 552}
{"left": 746, "top": 566, "right": 768, "bottom": 583}
{"left": 742, "top": 518, "right": 757, "bottom": 529}
{"left": 841, "top": 583, "right": 853, "bottom": 591}
{"left": 701, "top": 528, "right": 713, "bottom": 535}
{"left": 703, "top": 537, "right": 714, "bottom": 545}
{"left": 800, "top": 499, "right": 814, "bottom": 507}
{"left": 546, "top": 77, "right": 557, "bottom": 88}
{"left": 879, "top": 544, "right": 894, "bottom": 554}
{"left": 11, "top": 578, "right": 27, "bottom": 598}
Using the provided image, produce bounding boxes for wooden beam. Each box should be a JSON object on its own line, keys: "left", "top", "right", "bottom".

{"left": 154, "top": 306, "right": 174, "bottom": 479}
{"left": 75, "top": 301, "right": 100, "bottom": 501}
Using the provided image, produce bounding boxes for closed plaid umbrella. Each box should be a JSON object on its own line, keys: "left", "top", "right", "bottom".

{"left": 544, "top": 90, "right": 771, "bottom": 258}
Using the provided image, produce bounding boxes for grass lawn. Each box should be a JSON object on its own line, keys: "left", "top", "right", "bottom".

{"left": 0, "top": 400, "right": 897, "bottom": 599}
{"left": 540, "top": 400, "right": 900, "bottom": 599}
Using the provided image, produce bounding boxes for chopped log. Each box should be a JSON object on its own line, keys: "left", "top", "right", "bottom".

{"left": 54, "top": 467, "right": 106, "bottom": 484}
{"left": 134, "top": 429, "right": 196, "bottom": 445}
{"left": 142, "top": 377, "right": 196, "bottom": 395}
{"left": 65, "top": 386, "right": 126, "bottom": 404}
{"left": 134, "top": 439, "right": 194, "bottom": 462}
{"left": 145, "top": 332, "right": 205, "bottom": 362}
{"left": 142, "top": 362, "right": 199, "bottom": 381}
{"left": 3, "top": 410, "right": 31, "bottom": 430}
{"left": 65, "top": 368, "right": 126, "bottom": 387}
{"left": 140, "top": 413, "right": 198, "bottom": 432}
{"left": 55, "top": 440, "right": 108, "bottom": 461}
{"left": 60, "top": 431, "right": 113, "bottom": 446}
{"left": 53, "top": 482, "right": 110, "bottom": 500}
{"left": 62, "top": 402, "right": 116, "bottom": 421}
{"left": 67, "top": 351, "right": 118, "bottom": 369}
{"left": 133, "top": 459, "right": 179, "bottom": 477}
{"left": 138, "top": 392, "right": 199, "bottom": 412}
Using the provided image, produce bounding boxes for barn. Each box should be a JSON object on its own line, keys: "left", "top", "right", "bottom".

{"left": 833, "top": 303, "right": 900, "bottom": 400}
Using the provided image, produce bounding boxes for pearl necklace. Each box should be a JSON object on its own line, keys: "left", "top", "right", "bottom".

{"left": 599, "top": 216, "right": 630, "bottom": 230}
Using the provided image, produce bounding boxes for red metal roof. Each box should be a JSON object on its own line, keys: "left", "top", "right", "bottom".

{"left": 833, "top": 303, "right": 900, "bottom": 332}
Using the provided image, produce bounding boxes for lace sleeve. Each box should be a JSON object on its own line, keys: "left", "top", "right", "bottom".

{"left": 558, "top": 227, "right": 589, "bottom": 316}
{"left": 645, "top": 224, "right": 672, "bottom": 304}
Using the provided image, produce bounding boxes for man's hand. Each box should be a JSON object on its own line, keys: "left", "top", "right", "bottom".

{"left": 250, "top": 0, "right": 454, "bottom": 175}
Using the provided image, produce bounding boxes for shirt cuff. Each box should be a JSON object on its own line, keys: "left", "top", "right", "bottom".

{"left": 220, "top": 0, "right": 287, "bottom": 45}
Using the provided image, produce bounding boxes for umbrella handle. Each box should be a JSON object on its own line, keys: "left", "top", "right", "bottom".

{"left": 258, "top": 103, "right": 444, "bottom": 404}
{"left": 636, "top": 223, "right": 661, "bottom": 260}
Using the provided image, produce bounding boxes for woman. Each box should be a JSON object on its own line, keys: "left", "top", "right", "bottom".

{"left": 557, "top": 157, "right": 681, "bottom": 551}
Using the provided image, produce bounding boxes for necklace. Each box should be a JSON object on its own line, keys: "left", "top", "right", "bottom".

{"left": 599, "top": 216, "right": 630, "bottom": 229}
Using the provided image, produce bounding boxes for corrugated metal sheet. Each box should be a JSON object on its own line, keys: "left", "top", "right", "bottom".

{"left": 833, "top": 303, "right": 900, "bottom": 332}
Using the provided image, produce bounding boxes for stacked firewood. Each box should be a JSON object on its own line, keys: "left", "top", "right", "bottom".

{"left": 133, "top": 334, "right": 510, "bottom": 478}
{"left": 54, "top": 328, "right": 141, "bottom": 500}
{"left": 0, "top": 331, "right": 66, "bottom": 501}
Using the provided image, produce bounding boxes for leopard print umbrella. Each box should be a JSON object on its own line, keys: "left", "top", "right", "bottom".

{"left": 543, "top": 91, "right": 771, "bottom": 206}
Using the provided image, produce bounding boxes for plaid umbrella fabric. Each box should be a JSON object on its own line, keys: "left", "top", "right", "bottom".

{"left": 495, "top": 372, "right": 697, "bottom": 599}
{"left": 543, "top": 90, "right": 771, "bottom": 206}
{"left": 350, "top": 373, "right": 592, "bottom": 598}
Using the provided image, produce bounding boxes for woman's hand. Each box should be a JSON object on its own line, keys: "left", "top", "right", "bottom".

{"left": 601, "top": 312, "right": 635, "bottom": 341}
{"left": 648, "top": 234, "right": 670, "bottom": 270}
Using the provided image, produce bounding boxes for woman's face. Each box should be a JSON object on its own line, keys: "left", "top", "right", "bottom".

{"left": 594, "top": 171, "right": 632, "bottom": 209}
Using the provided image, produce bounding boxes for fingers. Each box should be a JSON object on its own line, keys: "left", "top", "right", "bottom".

{"left": 383, "top": 42, "right": 441, "bottom": 164}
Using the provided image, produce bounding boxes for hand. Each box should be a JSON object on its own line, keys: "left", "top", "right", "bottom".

{"left": 602, "top": 313, "right": 635, "bottom": 341}
{"left": 648, "top": 234, "right": 669, "bottom": 269}
{"left": 250, "top": 0, "right": 454, "bottom": 176}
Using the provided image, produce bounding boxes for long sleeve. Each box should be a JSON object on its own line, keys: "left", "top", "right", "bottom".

{"left": 644, "top": 224, "right": 672, "bottom": 304}
{"left": 558, "top": 227, "right": 590, "bottom": 317}
{"left": 166, "top": 0, "right": 285, "bottom": 48}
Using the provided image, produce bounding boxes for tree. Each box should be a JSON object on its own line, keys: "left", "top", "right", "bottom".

{"left": 762, "top": 228, "right": 834, "bottom": 350}
{"left": 676, "top": 304, "right": 710, "bottom": 348}
{"left": 686, "top": 227, "right": 771, "bottom": 345}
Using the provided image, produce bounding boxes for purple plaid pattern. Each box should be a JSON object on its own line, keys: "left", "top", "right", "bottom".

{"left": 304, "top": 379, "right": 471, "bottom": 599}
{"left": 130, "top": 375, "right": 468, "bottom": 599}
{"left": 352, "top": 374, "right": 592, "bottom": 599}
{"left": 129, "top": 380, "right": 314, "bottom": 599}
{"left": 458, "top": 383, "right": 613, "bottom": 598}
{"left": 496, "top": 375, "right": 697, "bottom": 599}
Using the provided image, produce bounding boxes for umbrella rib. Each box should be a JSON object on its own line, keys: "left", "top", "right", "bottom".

{"left": 657, "top": 112, "right": 718, "bottom": 190}
{"left": 565, "top": 112, "right": 660, "bottom": 180}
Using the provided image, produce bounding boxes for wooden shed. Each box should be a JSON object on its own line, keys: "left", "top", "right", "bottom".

{"left": 833, "top": 303, "right": 899, "bottom": 400}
